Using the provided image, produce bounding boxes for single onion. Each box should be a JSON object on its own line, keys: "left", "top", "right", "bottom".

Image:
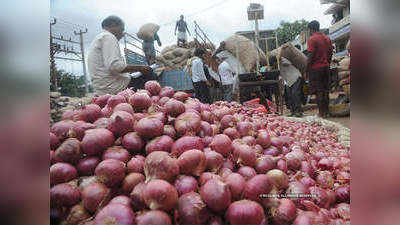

{"left": 144, "top": 151, "right": 179, "bottom": 182}
{"left": 266, "top": 169, "right": 289, "bottom": 190}
{"left": 309, "top": 186, "right": 330, "bottom": 209}
{"left": 285, "top": 151, "right": 302, "bottom": 170}
{"left": 220, "top": 115, "right": 236, "bottom": 130}
{"left": 107, "top": 95, "right": 127, "bottom": 109}
{"left": 81, "top": 128, "right": 115, "bottom": 156}
{"left": 143, "top": 179, "right": 178, "bottom": 211}
{"left": 127, "top": 155, "right": 145, "bottom": 173}
{"left": 300, "top": 177, "right": 316, "bottom": 188}
{"left": 76, "top": 104, "right": 102, "bottom": 123}
{"left": 336, "top": 185, "right": 350, "bottom": 203}
{"left": 177, "top": 192, "right": 210, "bottom": 225}
{"left": 93, "top": 117, "right": 110, "bottom": 129}
{"left": 270, "top": 198, "right": 297, "bottom": 225}
{"left": 95, "top": 159, "right": 126, "bottom": 188}
{"left": 136, "top": 210, "right": 172, "bottom": 225}
{"left": 198, "top": 172, "right": 222, "bottom": 186}
{"left": 237, "top": 166, "right": 257, "bottom": 181}
{"left": 102, "top": 146, "right": 130, "bottom": 163}
{"left": 145, "top": 80, "right": 162, "bottom": 96}
{"left": 171, "top": 136, "right": 204, "bottom": 157}
{"left": 242, "top": 136, "right": 256, "bottom": 146}
{"left": 51, "top": 120, "right": 76, "bottom": 140}
{"left": 226, "top": 200, "right": 265, "bottom": 225}
{"left": 233, "top": 143, "right": 256, "bottom": 167}
{"left": 129, "top": 92, "right": 152, "bottom": 111}
{"left": 263, "top": 146, "right": 280, "bottom": 156}
{"left": 145, "top": 135, "right": 174, "bottom": 155}
{"left": 255, "top": 156, "right": 277, "bottom": 174}
{"left": 50, "top": 183, "right": 81, "bottom": 208}
{"left": 243, "top": 175, "right": 273, "bottom": 203}
{"left": 135, "top": 117, "right": 164, "bottom": 139}
{"left": 236, "top": 122, "right": 254, "bottom": 137}
{"left": 93, "top": 203, "right": 135, "bottom": 225}
{"left": 271, "top": 137, "right": 284, "bottom": 150}
{"left": 159, "top": 86, "right": 175, "bottom": 98}
{"left": 177, "top": 149, "right": 206, "bottom": 176}
{"left": 174, "top": 112, "right": 201, "bottom": 136}
{"left": 67, "top": 121, "right": 96, "bottom": 141}
{"left": 50, "top": 162, "right": 78, "bottom": 185}
{"left": 224, "top": 173, "right": 246, "bottom": 200}
{"left": 122, "top": 173, "right": 145, "bottom": 195}
{"left": 205, "top": 151, "right": 224, "bottom": 172}
{"left": 223, "top": 128, "right": 240, "bottom": 140}
{"left": 174, "top": 175, "right": 199, "bottom": 196}
{"left": 114, "top": 103, "right": 135, "bottom": 115}
{"left": 55, "top": 138, "right": 81, "bottom": 164}
{"left": 163, "top": 125, "right": 177, "bottom": 139}
{"left": 164, "top": 99, "right": 185, "bottom": 117}
{"left": 256, "top": 131, "right": 272, "bottom": 148}
{"left": 122, "top": 132, "right": 145, "bottom": 154}
{"left": 108, "top": 111, "right": 135, "bottom": 137}
{"left": 277, "top": 159, "right": 288, "bottom": 173}
{"left": 200, "top": 179, "right": 231, "bottom": 212}
{"left": 198, "top": 121, "right": 213, "bottom": 138}
{"left": 130, "top": 182, "right": 147, "bottom": 211}
{"left": 173, "top": 91, "right": 189, "bottom": 102}
{"left": 50, "top": 132, "right": 60, "bottom": 150}
{"left": 200, "top": 110, "right": 215, "bottom": 124}
{"left": 109, "top": 195, "right": 132, "bottom": 206}
{"left": 64, "top": 204, "right": 90, "bottom": 225}
{"left": 81, "top": 182, "right": 110, "bottom": 213}
{"left": 210, "top": 134, "right": 232, "bottom": 157}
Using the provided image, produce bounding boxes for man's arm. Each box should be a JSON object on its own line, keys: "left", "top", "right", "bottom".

{"left": 102, "top": 34, "right": 128, "bottom": 75}
{"left": 121, "top": 65, "right": 152, "bottom": 74}
{"left": 155, "top": 34, "right": 162, "bottom": 47}
{"left": 306, "top": 38, "right": 316, "bottom": 71}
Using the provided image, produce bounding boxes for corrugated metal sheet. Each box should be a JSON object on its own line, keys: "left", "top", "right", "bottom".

{"left": 158, "top": 69, "right": 193, "bottom": 91}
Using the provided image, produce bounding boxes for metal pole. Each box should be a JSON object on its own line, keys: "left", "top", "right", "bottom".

{"left": 275, "top": 31, "right": 280, "bottom": 71}
{"left": 254, "top": 16, "right": 260, "bottom": 74}
{"left": 75, "top": 29, "right": 89, "bottom": 93}
{"left": 265, "top": 38, "right": 270, "bottom": 70}
{"left": 50, "top": 19, "right": 57, "bottom": 91}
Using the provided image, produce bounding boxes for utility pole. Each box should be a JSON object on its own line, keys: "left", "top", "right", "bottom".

{"left": 74, "top": 29, "right": 89, "bottom": 93}
{"left": 50, "top": 18, "right": 58, "bottom": 91}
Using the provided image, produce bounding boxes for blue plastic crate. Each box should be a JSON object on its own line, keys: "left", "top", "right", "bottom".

{"left": 158, "top": 69, "right": 193, "bottom": 91}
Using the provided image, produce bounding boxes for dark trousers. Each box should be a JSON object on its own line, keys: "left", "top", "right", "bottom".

{"left": 286, "top": 78, "right": 303, "bottom": 114}
{"left": 193, "top": 81, "right": 211, "bottom": 104}
{"left": 128, "top": 72, "right": 158, "bottom": 91}
{"left": 309, "top": 66, "right": 330, "bottom": 117}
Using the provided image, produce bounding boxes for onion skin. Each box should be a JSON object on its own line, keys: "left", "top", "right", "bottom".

{"left": 122, "top": 173, "right": 146, "bottom": 195}
{"left": 93, "top": 203, "right": 135, "bottom": 225}
{"left": 208, "top": 216, "right": 223, "bottom": 225}
{"left": 174, "top": 112, "right": 201, "bottom": 136}
{"left": 109, "top": 195, "right": 132, "bottom": 206}
{"left": 102, "top": 146, "right": 131, "bottom": 163}
{"left": 65, "top": 204, "right": 90, "bottom": 225}
{"left": 309, "top": 186, "right": 330, "bottom": 209}
{"left": 173, "top": 91, "right": 189, "bottom": 102}
{"left": 81, "top": 128, "right": 115, "bottom": 156}
{"left": 129, "top": 92, "right": 152, "bottom": 111}
{"left": 145, "top": 80, "right": 162, "bottom": 96}
{"left": 50, "top": 163, "right": 78, "bottom": 185}
{"left": 243, "top": 175, "right": 273, "bottom": 203}
{"left": 226, "top": 200, "right": 265, "bottom": 225}
{"left": 51, "top": 120, "right": 76, "bottom": 140}
{"left": 198, "top": 172, "right": 223, "bottom": 186}
{"left": 50, "top": 183, "right": 81, "bottom": 208}
{"left": 316, "top": 171, "right": 335, "bottom": 189}
{"left": 177, "top": 192, "right": 210, "bottom": 225}
{"left": 50, "top": 132, "right": 60, "bottom": 150}
{"left": 108, "top": 111, "right": 135, "bottom": 137}
{"left": 242, "top": 136, "right": 256, "bottom": 146}
{"left": 201, "top": 110, "right": 215, "bottom": 124}
{"left": 159, "top": 86, "right": 175, "bottom": 98}
{"left": 200, "top": 179, "right": 231, "bottom": 212}
{"left": 122, "top": 132, "right": 145, "bottom": 154}
{"left": 81, "top": 182, "right": 111, "bottom": 213}
{"left": 130, "top": 182, "right": 147, "bottom": 211}
{"left": 210, "top": 134, "right": 232, "bottom": 157}
{"left": 270, "top": 198, "right": 297, "bottom": 225}
{"left": 171, "top": 136, "right": 204, "bottom": 157}
{"left": 224, "top": 173, "right": 246, "bottom": 200}
{"left": 77, "top": 104, "right": 102, "bottom": 123}
{"left": 174, "top": 175, "right": 199, "bottom": 196}
{"left": 136, "top": 210, "right": 172, "bottom": 225}
{"left": 205, "top": 151, "right": 224, "bottom": 172}
{"left": 67, "top": 121, "right": 96, "bottom": 141}
{"left": 107, "top": 95, "right": 127, "bottom": 109}
{"left": 233, "top": 143, "right": 256, "bottom": 167}
{"left": 95, "top": 159, "right": 126, "bottom": 188}
{"left": 127, "top": 156, "right": 145, "bottom": 173}
{"left": 93, "top": 117, "right": 110, "bottom": 129}
{"left": 220, "top": 115, "right": 236, "bottom": 130}
{"left": 236, "top": 122, "right": 254, "bottom": 137}
{"left": 255, "top": 156, "right": 276, "bottom": 174}
{"left": 256, "top": 131, "right": 271, "bottom": 148}
{"left": 335, "top": 185, "right": 350, "bottom": 203}
{"left": 237, "top": 166, "right": 257, "bottom": 181}
{"left": 145, "top": 135, "right": 174, "bottom": 155}
{"left": 333, "top": 203, "right": 350, "bottom": 221}
{"left": 135, "top": 117, "right": 164, "bottom": 139}
{"left": 165, "top": 99, "right": 185, "bottom": 117}
{"left": 223, "top": 127, "right": 240, "bottom": 140}
{"left": 266, "top": 169, "right": 289, "bottom": 190}
{"left": 198, "top": 121, "right": 213, "bottom": 138}
{"left": 143, "top": 179, "right": 178, "bottom": 211}
{"left": 285, "top": 151, "right": 302, "bottom": 170}
{"left": 301, "top": 161, "right": 314, "bottom": 178}
{"left": 114, "top": 103, "right": 135, "bottom": 115}
{"left": 177, "top": 149, "right": 206, "bottom": 176}
{"left": 144, "top": 151, "right": 179, "bottom": 182}
{"left": 55, "top": 138, "right": 81, "bottom": 164}
{"left": 300, "top": 177, "right": 316, "bottom": 188}
{"left": 163, "top": 125, "right": 177, "bottom": 139}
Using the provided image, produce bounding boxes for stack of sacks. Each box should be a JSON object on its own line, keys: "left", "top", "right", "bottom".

{"left": 337, "top": 57, "right": 350, "bottom": 95}
{"left": 155, "top": 45, "right": 195, "bottom": 72}
{"left": 50, "top": 92, "right": 93, "bottom": 124}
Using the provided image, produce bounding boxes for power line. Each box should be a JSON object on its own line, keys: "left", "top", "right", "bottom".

{"left": 51, "top": 17, "right": 87, "bottom": 29}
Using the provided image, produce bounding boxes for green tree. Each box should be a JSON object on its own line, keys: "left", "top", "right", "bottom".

{"left": 276, "top": 19, "right": 309, "bottom": 46}
{"left": 50, "top": 66, "right": 88, "bottom": 97}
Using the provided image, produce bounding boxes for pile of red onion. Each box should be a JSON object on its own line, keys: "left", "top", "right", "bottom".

{"left": 51, "top": 80, "right": 350, "bottom": 224}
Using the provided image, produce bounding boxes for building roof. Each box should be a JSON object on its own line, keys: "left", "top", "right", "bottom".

{"left": 322, "top": 0, "right": 349, "bottom": 15}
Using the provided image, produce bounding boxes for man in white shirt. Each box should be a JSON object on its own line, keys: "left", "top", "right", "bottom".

{"left": 186, "top": 48, "right": 210, "bottom": 103}
{"left": 216, "top": 56, "right": 235, "bottom": 102}
{"left": 87, "top": 15, "right": 152, "bottom": 95}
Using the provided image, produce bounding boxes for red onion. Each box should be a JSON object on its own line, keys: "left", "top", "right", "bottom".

{"left": 276, "top": 159, "right": 288, "bottom": 173}
{"left": 135, "top": 117, "right": 164, "bottom": 139}
{"left": 55, "top": 138, "right": 81, "bottom": 164}
{"left": 309, "top": 186, "right": 330, "bottom": 209}
{"left": 210, "top": 134, "right": 232, "bottom": 157}
{"left": 214, "top": 107, "right": 232, "bottom": 120}
{"left": 336, "top": 185, "right": 350, "bottom": 203}
{"left": 145, "top": 80, "right": 162, "bottom": 96}
{"left": 174, "top": 175, "right": 198, "bottom": 196}
{"left": 76, "top": 104, "right": 102, "bottom": 123}
{"left": 300, "top": 177, "right": 316, "bottom": 188}
{"left": 50, "top": 150, "right": 61, "bottom": 164}
{"left": 242, "top": 136, "right": 256, "bottom": 146}
{"left": 107, "top": 95, "right": 127, "bottom": 109}
{"left": 136, "top": 210, "right": 172, "bottom": 225}
{"left": 286, "top": 182, "right": 309, "bottom": 202}
{"left": 219, "top": 167, "right": 233, "bottom": 178}
{"left": 255, "top": 156, "right": 276, "bottom": 173}
{"left": 256, "top": 131, "right": 271, "bottom": 148}
{"left": 81, "top": 182, "right": 110, "bottom": 213}
{"left": 198, "top": 121, "right": 213, "bottom": 138}
{"left": 223, "top": 127, "right": 240, "bottom": 140}
{"left": 292, "top": 211, "right": 318, "bottom": 225}
{"left": 318, "top": 158, "right": 334, "bottom": 170}
{"left": 271, "top": 137, "right": 283, "bottom": 150}
{"left": 233, "top": 143, "right": 256, "bottom": 167}
{"left": 159, "top": 96, "right": 170, "bottom": 106}
{"left": 50, "top": 162, "right": 78, "bottom": 185}
{"left": 95, "top": 159, "right": 126, "bottom": 188}
{"left": 266, "top": 169, "right": 289, "bottom": 190}
{"left": 210, "top": 124, "right": 220, "bottom": 136}
{"left": 94, "top": 94, "right": 112, "bottom": 108}
{"left": 226, "top": 200, "right": 265, "bottom": 225}
{"left": 316, "top": 171, "right": 335, "bottom": 189}
{"left": 93, "top": 117, "right": 110, "bottom": 129}
{"left": 102, "top": 146, "right": 130, "bottom": 163}
{"left": 222, "top": 159, "right": 234, "bottom": 170}
{"left": 333, "top": 203, "right": 350, "bottom": 221}
{"left": 236, "top": 122, "right": 255, "bottom": 137}
{"left": 101, "top": 106, "right": 113, "bottom": 117}
{"left": 205, "top": 151, "right": 224, "bottom": 172}
{"left": 199, "top": 172, "right": 222, "bottom": 186}
{"left": 145, "top": 135, "right": 174, "bottom": 155}
{"left": 130, "top": 182, "right": 147, "bottom": 211}
{"left": 144, "top": 151, "right": 179, "bottom": 182}
{"left": 335, "top": 171, "right": 350, "bottom": 184}
{"left": 51, "top": 120, "right": 76, "bottom": 140}
{"left": 81, "top": 128, "right": 115, "bottom": 156}
{"left": 50, "top": 183, "right": 81, "bottom": 208}
{"left": 173, "top": 91, "right": 189, "bottom": 102}
{"left": 129, "top": 92, "right": 152, "bottom": 111}
{"left": 164, "top": 99, "right": 185, "bottom": 117}
{"left": 200, "top": 110, "right": 215, "bottom": 124}
{"left": 177, "top": 192, "right": 210, "bottom": 225}
{"left": 62, "top": 109, "right": 79, "bottom": 121}
{"left": 122, "top": 173, "right": 145, "bottom": 195}
{"left": 64, "top": 204, "right": 90, "bottom": 225}
{"left": 263, "top": 146, "right": 280, "bottom": 156}
{"left": 50, "top": 132, "right": 60, "bottom": 150}
{"left": 326, "top": 189, "right": 337, "bottom": 207}
{"left": 171, "top": 136, "right": 204, "bottom": 157}
{"left": 174, "top": 111, "right": 201, "bottom": 136}
{"left": 208, "top": 216, "right": 223, "bottom": 225}
{"left": 200, "top": 179, "right": 231, "bottom": 212}
{"left": 108, "top": 111, "right": 135, "bottom": 137}
{"left": 127, "top": 155, "right": 144, "bottom": 173}
{"left": 243, "top": 175, "right": 273, "bottom": 203}
{"left": 177, "top": 149, "right": 206, "bottom": 176}
{"left": 224, "top": 173, "right": 246, "bottom": 200}
{"left": 67, "top": 121, "right": 96, "bottom": 141}
{"left": 285, "top": 151, "right": 302, "bottom": 170}
{"left": 109, "top": 195, "right": 132, "bottom": 206}
{"left": 202, "top": 136, "right": 213, "bottom": 147}
{"left": 93, "top": 203, "right": 135, "bottom": 225}
{"left": 159, "top": 86, "right": 175, "bottom": 98}
{"left": 163, "top": 125, "right": 177, "bottom": 139}
{"left": 143, "top": 179, "right": 178, "bottom": 211}
{"left": 220, "top": 115, "right": 236, "bottom": 130}
{"left": 114, "top": 103, "right": 135, "bottom": 115}
{"left": 270, "top": 198, "right": 297, "bottom": 225}
{"left": 237, "top": 166, "right": 257, "bottom": 181}
{"left": 122, "top": 132, "right": 144, "bottom": 154}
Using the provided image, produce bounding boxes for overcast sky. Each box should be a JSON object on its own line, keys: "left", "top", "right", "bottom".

{"left": 51, "top": 0, "right": 331, "bottom": 77}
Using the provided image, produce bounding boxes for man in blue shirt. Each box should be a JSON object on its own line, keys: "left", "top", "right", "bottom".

{"left": 175, "top": 15, "right": 191, "bottom": 47}
{"left": 142, "top": 33, "right": 161, "bottom": 65}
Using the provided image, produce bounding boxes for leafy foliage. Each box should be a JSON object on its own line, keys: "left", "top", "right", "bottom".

{"left": 276, "top": 19, "right": 309, "bottom": 46}
{"left": 50, "top": 66, "right": 92, "bottom": 97}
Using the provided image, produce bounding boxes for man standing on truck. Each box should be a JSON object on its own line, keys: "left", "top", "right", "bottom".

{"left": 216, "top": 56, "right": 235, "bottom": 102}
{"left": 87, "top": 15, "right": 153, "bottom": 95}
{"left": 175, "top": 15, "right": 191, "bottom": 47}
{"left": 142, "top": 32, "right": 162, "bottom": 65}
{"left": 306, "top": 20, "right": 334, "bottom": 118}
{"left": 186, "top": 48, "right": 211, "bottom": 103}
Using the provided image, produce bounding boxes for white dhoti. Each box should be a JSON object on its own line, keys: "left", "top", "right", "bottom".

{"left": 177, "top": 31, "right": 187, "bottom": 41}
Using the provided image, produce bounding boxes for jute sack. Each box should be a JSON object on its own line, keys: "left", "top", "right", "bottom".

{"left": 173, "top": 48, "right": 188, "bottom": 57}
{"left": 339, "top": 57, "right": 350, "bottom": 69}
{"left": 161, "top": 45, "right": 178, "bottom": 55}
{"left": 338, "top": 71, "right": 350, "bottom": 80}
{"left": 280, "top": 43, "right": 307, "bottom": 72}
{"left": 137, "top": 23, "right": 160, "bottom": 41}
{"left": 163, "top": 52, "right": 175, "bottom": 60}
{"left": 224, "top": 35, "right": 267, "bottom": 72}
